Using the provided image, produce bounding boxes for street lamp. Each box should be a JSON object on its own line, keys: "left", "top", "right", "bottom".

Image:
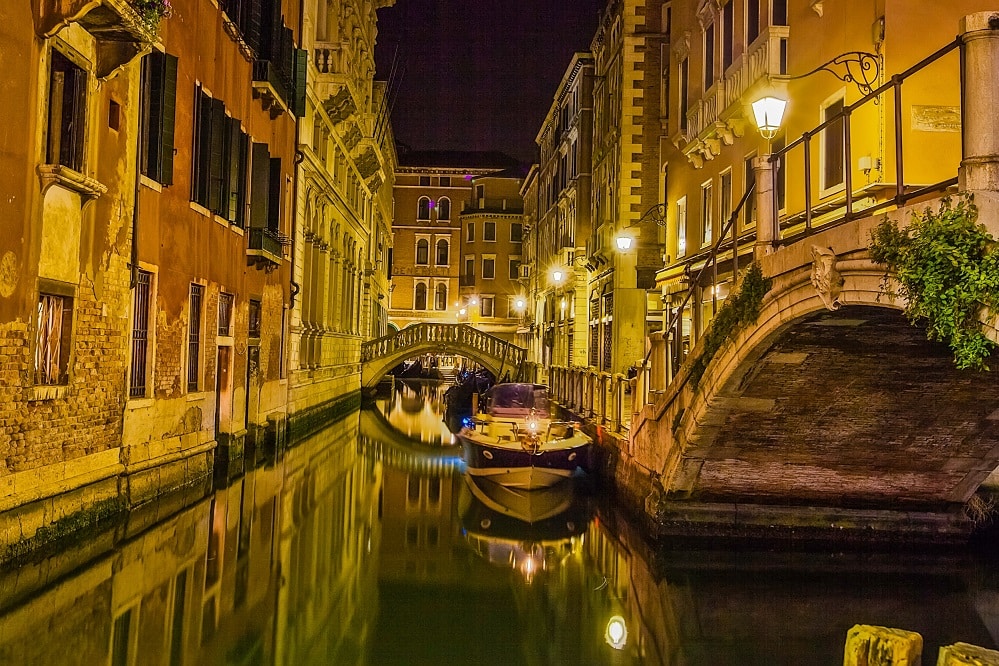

{"left": 751, "top": 96, "right": 787, "bottom": 141}
{"left": 551, "top": 269, "right": 565, "bottom": 285}
{"left": 615, "top": 234, "right": 634, "bottom": 251}
{"left": 514, "top": 296, "right": 526, "bottom": 311}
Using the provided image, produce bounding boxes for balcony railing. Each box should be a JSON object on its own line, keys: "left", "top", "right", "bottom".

{"left": 461, "top": 198, "right": 524, "bottom": 214}
{"left": 247, "top": 227, "right": 283, "bottom": 269}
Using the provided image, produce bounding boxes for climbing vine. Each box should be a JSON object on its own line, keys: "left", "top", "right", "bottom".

{"left": 869, "top": 194, "right": 999, "bottom": 370}
{"left": 689, "top": 262, "right": 772, "bottom": 387}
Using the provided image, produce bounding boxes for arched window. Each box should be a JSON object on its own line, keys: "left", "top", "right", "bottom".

{"left": 417, "top": 196, "right": 431, "bottom": 220}
{"left": 435, "top": 239, "right": 449, "bottom": 266}
{"left": 435, "top": 283, "right": 447, "bottom": 310}
{"left": 416, "top": 239, "right": 429, "bottom": 265}
{"left": 415, "top": 283, "right": 427, "bottom": 310}
{"left": 437, "top": 197, "right": 451, "bottom": 220}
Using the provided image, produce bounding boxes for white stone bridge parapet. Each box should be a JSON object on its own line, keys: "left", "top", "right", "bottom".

{"left": 360, "top": 323, "right": 526, "bottom": 389}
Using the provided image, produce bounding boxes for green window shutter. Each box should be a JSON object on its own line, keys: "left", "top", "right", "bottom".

{"left": 250, "top": 142, "right": 270, "bottom": 229}
{"left": 160, "top": 53, "right": 178, "bottom": 185}
{"left": 267, "top": 157, "right": 282, "bottom": 231}
{"left": 193, "top": 87, "right": 213, "bottom": 206}
{"left": 208, "top": 97, "right": 225, "bottom": 213}
{"left": 235, "top": 130, "right": 249, "bottom": 227}
{"left": 292, "top": 48, "right": 307, "bottom": 117}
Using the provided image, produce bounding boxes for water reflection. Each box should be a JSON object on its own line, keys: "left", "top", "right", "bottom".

{"left": 371, "top": 380, "right": 454, "bottom": 446}
{"left": 0, "top": 403, "right": 997, "bottom": 665}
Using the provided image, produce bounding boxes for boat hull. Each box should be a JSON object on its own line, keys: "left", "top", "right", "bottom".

{"left": 459, "top": 435, "right": 589, "bottom": 489}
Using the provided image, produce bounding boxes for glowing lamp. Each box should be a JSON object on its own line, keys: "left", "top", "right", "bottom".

{"left": 615, "top": 234, "right": 634, "bottom": 250}
{"left": 752, "top": 96, "right": 787, "bottom": 140}
{"left": 514, "top": 297, "right": 526, "bottom": 310}
{"left": 605, "top": 616, "right": 628, "bottom": 650}
{"left": 552, "top": 270, "right": 565, "bottom": 284}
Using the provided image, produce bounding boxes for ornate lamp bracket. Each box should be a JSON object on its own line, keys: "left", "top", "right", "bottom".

{"left": 788, "top": 51, "right": 881, "bottom": 96}
{"left": 638, "top": 202, "right": 669, "bottom": 228}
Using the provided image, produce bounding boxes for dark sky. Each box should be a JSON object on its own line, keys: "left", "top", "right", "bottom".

{"left": 374, "top": 0, "right": 605, "bottom": 164}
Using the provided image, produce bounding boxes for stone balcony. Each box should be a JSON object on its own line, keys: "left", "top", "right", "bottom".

{"left": 31, "top": 0, "right": 157, "bottom": 77}
{"left": 675, "top": 25, "right": 789, "bottom": 167}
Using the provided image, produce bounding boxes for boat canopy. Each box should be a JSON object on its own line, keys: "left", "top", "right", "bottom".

{"left": 485, "top": 383, "right": 550, "bottom": 417}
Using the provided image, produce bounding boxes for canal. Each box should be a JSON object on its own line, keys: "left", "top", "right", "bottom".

{"left": 1, "top": 380, "right": 998, "bottom": 664}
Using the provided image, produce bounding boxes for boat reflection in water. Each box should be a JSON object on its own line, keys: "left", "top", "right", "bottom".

{"left": 458, "top": 474, "right": 591, "bottom": 582}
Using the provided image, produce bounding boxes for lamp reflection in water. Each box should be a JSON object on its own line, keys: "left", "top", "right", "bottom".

{"left": 605, "top": 615, "right": 628, "bottom": 650}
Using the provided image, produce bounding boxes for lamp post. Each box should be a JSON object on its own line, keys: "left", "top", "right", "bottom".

{"left": 750, "top": 95, "right": 787, "bottom": 259}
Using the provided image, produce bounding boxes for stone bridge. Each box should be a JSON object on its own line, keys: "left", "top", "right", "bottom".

{"left": 629, "top": 199, "right": 999, "bottom": 541}
{"left": 360, "top": 323, "right": 526, "bottom": 389}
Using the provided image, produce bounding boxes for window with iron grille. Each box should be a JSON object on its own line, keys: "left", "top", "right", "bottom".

{"left": 589, "top": 322, "right": 599, "bottom": 367}
{"left": 129, "top": 270, "right": 152, "bottom": 397}
{"left": 35, "top": 292, "right": 73, "bottom": 385}
{"left": 248, "top": 299, "right": 261, "bottom": 339}
{"left": 218, "top": 292, "right": 234, "bottom": 336}
{"left": 602, "top": 292, "right": 614, "bottom": 372}
{"left": 188, "top": 284, "right": 203, "bottom": 392}
{"left": 47, "top": 50, "right": 87, "bottom": 172}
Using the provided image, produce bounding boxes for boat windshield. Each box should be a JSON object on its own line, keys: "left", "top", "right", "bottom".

{"left": 486, "top": 384, "right": 550, "bottom": 417}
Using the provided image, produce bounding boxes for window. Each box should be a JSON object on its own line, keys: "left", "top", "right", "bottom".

{"left": 417, "top": 196, "right": 431, "bottom": 220}
{"left": 139, "top": 50, "right": 178, "bottom": 185}
{"left": 701, "top": 181, "right": 713, "bottom": 246}
{"left": 720, "top": 170, "right": 733, "bottom": 231}
{"left": 440, "top": 176, "right": 451, "bottom": 187}
{"left": 722, "top": 1, "right": 734, "bottom": 71}
{"left": 435, "top": 283, "right": 447, "bottom": 310}
{"left": 747, "top": 0, "right": 760, "bottom": 44}
{"left": 511, "top": 222, "right": 523, "bottom": 242}
{"left": 481, "top": 296, "right": 494, "bottom": 317}
{"left": 437, "top": 197, "right": 450, "bottom": 220}
{"left": 129, "top": 270, "right": 152, "bottom": 397}
{"left": 464, "top": 257, "right": 475, "bottom": 281}
{"left": 703, "top": 22, "right": 715, "bottom": 90}
{"left": 419, "top": 175, "right": 430, "bottom": 186}
{"left": 822, "top": 96, "right": 846, "bottom": 191}
{"left": 466, "top": 222, "right": 475, "bottom": 242}
{"left": 416, "top": 239, "right": 429, "bottom": 265}
{"left": 169, "top": 571, "right": 188, "bottom": 666}
{"left": 662, "top": 2, "right": 671, "bottom": 33}
{"left": 676, "top": 196, "right": 687, "bottom": 256}
{"left": 414, "top": 282, "right": 427, "bottom": 310}
{"left": 484, "top": 221, "right": 496, "bottom": 241}
{"left": 47, "top": 50, "right": 87, "bottom": 171}
{"left": 248, "top": 299, "right": 261, "bottom": 338}
{"left": 111, "top": 608, "right": 135, "bottom": 666}
{"left": 773, "top": 0, "right": 788, "bottom": 26}
{"left": 218, "top": 292, "right": 234, "bottom": 336}
{"left": 188, "top": 284, "right": 203, "bottom": 392}
{"left": 679, "top": 57, "right": 689, "bottom": 131}
{"left": 194, "top": 87, "right": 250, "bottom": 225}
{"left": 435, "top": 239, "right": 449, "bottom": 266}
{"left": 475, "top": 184, "right": 484, "bottom": 200}
{"left": 248, "top": 143, "right": 280, "bottom": 231}
{"left": 509, "top": 258, "right": 520, "bottom": 280}
{"left": 36, "top": 291, "right": 73, "bottom": 385}
{"left": 744, "top": 155, "right": 757, "bottom": 227}
{"left": 482, "top": 257, "right": 495, "bottom": 279}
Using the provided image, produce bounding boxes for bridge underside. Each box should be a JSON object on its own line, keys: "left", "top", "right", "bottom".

{"left": 675, "top": 306, "right": 999, "bottom": 511}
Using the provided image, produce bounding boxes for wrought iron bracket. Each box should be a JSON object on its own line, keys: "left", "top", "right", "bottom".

{"left": 638, "top": 202, "right": 669, "bottom": 227}
{"left": 788, "top": 51, "right": 881, "bottom": 96}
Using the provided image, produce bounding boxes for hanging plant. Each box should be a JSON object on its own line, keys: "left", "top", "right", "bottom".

{"left": 869, "top": 194, "right": 999, "bottom": 370}
{"left": 689, "top": 262, "right": 772, "bottom": 387}
{"left": 132, "top": 0, "right": 173, "bottom": 29}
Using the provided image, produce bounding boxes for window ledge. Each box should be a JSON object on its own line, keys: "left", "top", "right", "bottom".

{"left": 127, "top": 397, "right": 154, "bottom": 410}
{"left": 38, "top": 164, "right": 107, "bottom": 202}
{"left": 30, "top": 385, "right": 69, "bottom": 402}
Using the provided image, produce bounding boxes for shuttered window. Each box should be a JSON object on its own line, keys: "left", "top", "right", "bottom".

{"left": 47, "top": 50, "right": 87, "bottom": 171}
{"left": 193, "top": 88, "right": 249, "bottom": 223}
{"left": 139, "top": 50, "right": 177, "bottom": 185}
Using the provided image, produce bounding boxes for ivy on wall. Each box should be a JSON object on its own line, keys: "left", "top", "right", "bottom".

{"left": 869, "top": 195, "right": 999, "bottom": 370}
{"left": 689, "top": 262, "right": 772, "bottom": 387}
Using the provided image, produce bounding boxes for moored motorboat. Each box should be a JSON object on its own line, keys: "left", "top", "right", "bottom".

{"left": 457, "top": 383, "right": 590, "bottom": 489}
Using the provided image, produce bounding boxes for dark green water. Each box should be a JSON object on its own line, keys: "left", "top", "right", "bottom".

{"left": 0, "top": 383, "right": 997, "bottom": 665}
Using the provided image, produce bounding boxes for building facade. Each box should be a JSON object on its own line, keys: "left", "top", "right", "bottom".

{"left": 288, "top": 0, "right": 396, "bottom": 435}
{"left": 389, "top": 151, "right": 523, "bottom": 338}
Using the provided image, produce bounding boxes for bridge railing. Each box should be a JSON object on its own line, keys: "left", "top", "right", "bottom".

{"left": 360, "top": 323, "right": 526, "bottom": 371}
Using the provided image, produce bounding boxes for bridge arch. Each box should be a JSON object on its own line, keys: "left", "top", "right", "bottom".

{"left": 361, "top": 323, "right": 526, "bottom": 389}
{"left": 637, "top": 246, "right": 999, "bottom": 521}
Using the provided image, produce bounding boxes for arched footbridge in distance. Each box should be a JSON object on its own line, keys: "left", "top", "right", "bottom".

{"left": 360, "top": 323, "right": 526, "bottom": 390}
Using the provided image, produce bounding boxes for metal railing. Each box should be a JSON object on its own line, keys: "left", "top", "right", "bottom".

{"left": 360, "top": 323, "right": 527, "bottom": 373}
{"left": 769, "top": 37, "right": 962, "bottom": 245}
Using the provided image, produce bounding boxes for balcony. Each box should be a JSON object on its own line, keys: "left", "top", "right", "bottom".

{"left": 459, "top": 274, "right": 476, "bottom": 287}
{"left": 676, "top": 25, "right": 789, "bottom": 167}
{"left": 32, "top": 0, "right": 157, "bottom": 77}
{"left": 247, "top": 227, "right": 284, "bottom": 271}
{"left": 461, "top": 198, "right": 525, "bottom": 214}
{"left": 252, "top": 25, "right": 304, "bottom": 117}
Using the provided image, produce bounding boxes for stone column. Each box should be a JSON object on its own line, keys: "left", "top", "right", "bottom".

{"left": 753, "top": 155, "right": 777, "bottom": 260}
{"left": 960, "top": 12, "right": 999, "bottom": 192}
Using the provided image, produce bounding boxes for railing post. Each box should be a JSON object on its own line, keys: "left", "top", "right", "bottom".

{"left": 959, "top": 13, "right": 999, "bottom": 192}
{"left": 649, "top": 331, "right": 666, "bottom": 392}
{"left": 753, "top": 155, "right": 777, "bottom": 259}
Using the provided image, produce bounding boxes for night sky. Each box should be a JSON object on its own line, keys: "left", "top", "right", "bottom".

{"left": 374, "top": 0, "right": 606, "bottom": 164}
